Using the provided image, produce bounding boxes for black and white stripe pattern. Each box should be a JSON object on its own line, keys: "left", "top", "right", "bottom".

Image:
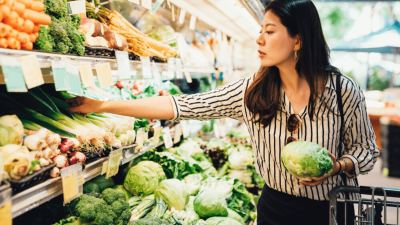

{"left": 171, "top": 73, "right": 380, "bottom": 201}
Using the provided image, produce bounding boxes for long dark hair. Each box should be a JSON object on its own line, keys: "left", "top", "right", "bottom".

{"left": 245, "top": 0, "right": 336, "bottom": 126}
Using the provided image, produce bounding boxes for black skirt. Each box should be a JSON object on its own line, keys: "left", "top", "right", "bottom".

{"left": 257, "top": 185, "right": 354, "bottom": 225}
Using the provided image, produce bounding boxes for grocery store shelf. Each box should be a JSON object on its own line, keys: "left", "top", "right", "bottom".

{"left": 11, "top": 139, "right": 160, "bottom": 218}
{"left": 0, "top": 48, "right": 214, "bottom": 85}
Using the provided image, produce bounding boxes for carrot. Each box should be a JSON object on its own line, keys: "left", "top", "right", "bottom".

{"left": 0, "top": 24, "right": 11, "bottom": 37}
{"left": 5, "top": 0, "right": 15, "bottom": 7}
{"left": 30, "top": 1, "right": 44, "bottom": 12}
{"left": 23, "top": 19, "right": 34, "bottom": 33}
{"left": 32, "top": 24, "right": 40, "bottom": 32}
{"left": 29, "top": 33, "right": 37, "bottom": 42}
{"left": 0, "top": 5, "right": 11, "bottom": 19}
{"left": 12, "top": 1, "right": 25, "bottom": 15}
{"left": 0, "top": 38, "right": 8, "bottom": 48}
{"left": 3, "top": 11, "right": 18, "bottom": 28}
{"left": 23, "top": 9, "right": 50, "bottom": 25}
{"left": 17, "top": 32, "right": 29, "bottom": 43}
{"left": 16, "top": 0, "right": 30, "bottom": 8}
{"left": 21, "top": 41, "right": 32, "bottom": 50}
{"left": 7, "top": 28, "right": 17, "bottom": 38}
{"left": 0, "top": 11, "right": 3, "bottom": 22}
{"left": 7, "top": 36, "right": 19, "bottom": 49}
{"left": 15, "top": 17, "right": 24, "bottom": 30}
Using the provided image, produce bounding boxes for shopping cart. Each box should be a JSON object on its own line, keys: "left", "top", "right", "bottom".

{"left": 329, "top": 186, "right": 400, "bottom": 225}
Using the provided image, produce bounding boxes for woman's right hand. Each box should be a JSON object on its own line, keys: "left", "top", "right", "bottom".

{"left": 67, "top": 97, "right": 105, "bottom": 114}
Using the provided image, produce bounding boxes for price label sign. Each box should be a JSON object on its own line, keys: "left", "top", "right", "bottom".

{"left": 61, "top": 164, "right": 83, "bottom": 204}
{"left": 140, "top": 56, "right": 152, "bottom": 79}
{"left": 152, "top": 126, "right": 162, "bottom": 146}
{"left": 135, "top": 128, "right": 146, "bottom": 148}
{"left": 20, "top": 55, "right": 44, "bottom": 89}
{"left": 95, "top": 63, "right": 113, "bottom": 88}
{"left": 115, "top": 50, "right": 131, "bottom": 79}
{"left": 68, "top": 0, "right": 86, "bottom": 15}
{"left": 106, "top": 149, "right": 123, "bottom": 178}
{"left": 162, "top": 127, "right": 173, "bottom": 148}
{"left": 66, "top": 62, "right": 84, "bottom": 96}
{"left": 180, "top": 121, "right": 190, "bottom": 138}
{"left": 0, "top": 188, "right": 12, "bottom": 225}
{"left": 141, "top": 0, "right": 152, "bottom": 10}
{"left": 52, "top": 60, "right": 70, "bottom": 91}
{"left": 173, "top": 124, "right": 182, "bottom": 144}
{"left": 175, "top": 58, "right": 183, "bottom": 79}
{"left": 1, "top": 56, "right": 27, "bottom": 92}
{"left": 101, "top": 160, "right": 108, "bottom": 175}
{"left": 79, "top": 62, "right": 95, "bottom": 88}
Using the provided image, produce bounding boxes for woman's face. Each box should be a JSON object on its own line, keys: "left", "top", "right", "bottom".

{"left": 257, "top": 11, "right": 300, "bottom": 67}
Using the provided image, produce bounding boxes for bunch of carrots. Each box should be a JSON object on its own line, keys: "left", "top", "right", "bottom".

{"left": 0, "top": 0, "right": 51, "bottom": 50}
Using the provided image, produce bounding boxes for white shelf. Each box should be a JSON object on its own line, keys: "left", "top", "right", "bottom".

{"left": 0, "top": 48, "right": 213, "bottom": 85}
{"left": 11, "top": 125, "right": 178, "bottom": 218}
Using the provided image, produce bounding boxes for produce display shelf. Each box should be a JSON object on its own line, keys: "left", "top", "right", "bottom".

{"left": 11, "top": 137, "right": 164, "bottom": 218}
{"left": 0, "top": 48, "right": 213, "bottom": 85}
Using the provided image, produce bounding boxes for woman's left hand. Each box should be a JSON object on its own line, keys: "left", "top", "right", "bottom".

{"left": 298, "top": 153, "right": 340, "bottom": 186}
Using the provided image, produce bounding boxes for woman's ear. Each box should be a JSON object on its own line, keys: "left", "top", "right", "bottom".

{"left": 294, "top": 34, "right": 302, "bottom": 51}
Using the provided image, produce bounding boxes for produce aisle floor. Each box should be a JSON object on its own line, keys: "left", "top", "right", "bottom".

{"left": 358, "top": 158, "right": 400, "bottom": 224}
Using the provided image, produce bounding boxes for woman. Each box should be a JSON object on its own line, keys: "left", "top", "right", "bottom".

{"left": 69, "top": 1, "right": 380, "bottom": 224}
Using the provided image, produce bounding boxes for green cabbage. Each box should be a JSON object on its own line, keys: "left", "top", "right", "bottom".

{"left": 0, "top": 115, "right": 24, "bottom": 146}
{"left": 124, "top": 161, "right": 165, "bottom": 196}
{"left": 194, "top": 190, "right": 228, "bottom": 219}
{"left": 184, "top": 174, "right": 203, "bottom": 196}
{"left": 281, "top": 141, "right": 333, "bottom": 178}
{"left": 155, "top": 179, "right": 188, "bottom": 210}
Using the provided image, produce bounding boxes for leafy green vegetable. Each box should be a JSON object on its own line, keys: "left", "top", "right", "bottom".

{"left": 227, "top": 179, "right": 256, "bottom": 222}
{"left": 129, "top": 217, "right": 171, "bottom": 225}
{"left": 194, "top": 190, "right": 228, "bottom": 219}
{"left": 115, "top": 185, "right": 133, "bottom": 200}
{"left": 124, "top": 161, "right": 166, "bottom": 196}
{"left": 52, "top": 216, "right": 82, "bottom": 225}
{"left": 281, "top": 141, "right": 333, "bottom": 178}
{"left": 101, "top": 188, "right": 126, "bottom": 205}
{"left": 155, "top": 179, "right": 188, "bottom": 210}
{"left": 184, "top": 174, "right": 203, "bottom": 196}
{"left": 35, "top": 26, "right": 54, "bottom": 52}
{"left": 44, "top": 0, "right": 68, "bottom": 19}
{"left": 205, "top": 217, "right": 243, "bottom": 225}
{"left": 84, "top": 175, "right": 114, "bottom": 193}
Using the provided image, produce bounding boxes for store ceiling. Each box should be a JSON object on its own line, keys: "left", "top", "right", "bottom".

{"left": 168, "top": 0, "right": 260, "bottom": 42}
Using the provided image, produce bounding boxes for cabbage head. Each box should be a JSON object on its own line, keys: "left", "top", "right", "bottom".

{"left": 124, "top": 161, "right": 165, "bottom": 196}
{"left": 155, "top": 179, "right": 188, "bottom": 210}
{"left": 281, "top": 141, "right": 333, "bottom": 178}
{"left": 194, "top": 190, "right": 228, "bottom": 219}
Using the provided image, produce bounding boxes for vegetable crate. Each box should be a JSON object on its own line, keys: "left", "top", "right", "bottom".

{"left": 329, "top": 186, "right": 400, "bottom": 225}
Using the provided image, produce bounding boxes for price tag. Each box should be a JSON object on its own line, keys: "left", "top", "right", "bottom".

{"left": 66, "top": 62, "right": 84, "bottom": 96}
{"left": 162, "top": 127, "right": 173, "bottom": 148}
{"left": 61, "top": 164, "right": 83, "bottom": 204}
{"left": 115, "top": 51, "right": 131, "bottom": 79}
{"left": 167, "top": 58, "right": 176, "bottom": 79}
{"left": 151, "top": 62, "right": 161, "bottom": 82}
{"left": 79, "top": 63, "right": 95, "bottom": 88}
{"left": 173, "top": 124, "right": 182, "bottom": 144}
{"left": 141, "top": 0, "right": 152, "bottom": 10}
{"left": 175, "top": 58, "right": 183, "bottom": 79}
{"left": 151, "top": 0, "right": 164, "bottom": 13}
{"left": 1, "top": 56, "right": 27, "bottom": 92}
{"left": 178, "top": 9, "right": 186, "bottom": 25}
{"left": 20, "top": 55, "right": 44, "bottom": 89}
{"left": 184, "top": 71, "right": 192, "bottom": 83}
{"left": 135, "top": 128, "right": 146, "bottom": 148}
{"left": 140, "top": 56, "right": 152, "bottom": 79}
{"left": 95, "top": 63, "right": 113, "bottom": 88}
{"left": 152, "top": 126, "right": 162, "bottom": 145}
{"left": 52, "top": 60, "right": 70, "bottom": 91}
{"left": 68, "top": 0, "right": 86, "bottom": 15}
{"left": 0, "top": 188, "right": 12, "bottom": 225}
{"left": 189, "top": 15, "right": 196, "bottom": 30}
{"left": 106, "top": 149, "right": 123, "bottom": 178}
{"left": 101, "top": 160, "right": 108, "bottom": 175}
{"left": 181, "top": 121, "right": 190, "bottom": 138}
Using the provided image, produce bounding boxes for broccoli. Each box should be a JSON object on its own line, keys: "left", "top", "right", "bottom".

{"left": 52, "top": 216, "right": 82, "bottom": 225}
{"left": 44, "top": 0, "right": 68, "bottom": 19}
{"left": 83, "top": 182, "right": 100, "bottom": 194}
{"left": 74, "top": 194, "right": 117, "bottom": 224}
{"left": 117, "top": 208, "right": 132, "bottom": 225}
{"left": 91, "top": 175, "right": 115, "bottom": 192}
{"left": 111, "top": 200, "right": 130, "bottom": 217}
{"left": 71, "top": 15, "right": 81, "bottom": 29}
{"left": 101, "top": 188, "right": 126, "bottom": 205}
{"left": 35, "top": 26, "right": 54, "bottom": 52}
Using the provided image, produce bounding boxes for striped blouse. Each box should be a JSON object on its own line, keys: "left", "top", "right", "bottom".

{"left": 171, "top": 73, "right": 380, "bottom": 201}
